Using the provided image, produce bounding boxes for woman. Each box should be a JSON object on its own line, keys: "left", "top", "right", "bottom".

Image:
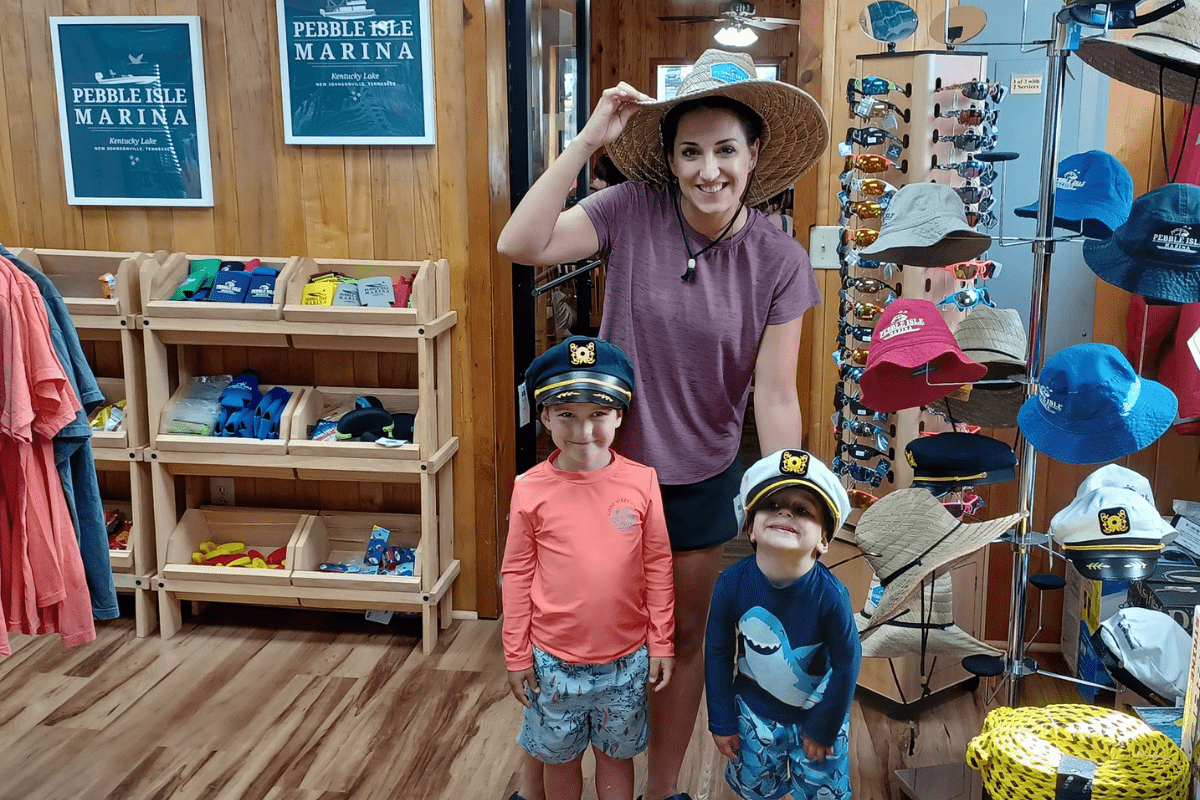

{"left": 498, "top": 49, "right": 829, "bottom": 800}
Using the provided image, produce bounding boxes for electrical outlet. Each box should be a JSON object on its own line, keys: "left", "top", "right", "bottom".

{"left": 211, "top": 477, "right": 235, "bottom": 506}
{"left": 809, "top": 226, "right": 842, "bottom": 270}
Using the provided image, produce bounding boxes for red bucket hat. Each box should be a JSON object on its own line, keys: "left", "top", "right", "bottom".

{"left": 859, "top": 299, "right": 986, "bottom": 413}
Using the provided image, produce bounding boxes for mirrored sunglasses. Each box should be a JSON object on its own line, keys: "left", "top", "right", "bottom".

{"left": 847, "top": 76, "right": 907, "bottom": 99}
{"left": 934, "top": 160, "right": 996, "bottom": 183}
{"left": 841, "top": 227, "right": 880, "bottom": 247}
{"left": 936, "top": 259, "right": 1001, "bottom": 281}
{"left": 937, "top": 107, "right": 999, "bottom": 127}
{"left": 936, "top": 286, "right": 995, "bottom": 311}
{"left": 842, "top": 199, "right": 884, "bottom": 220}
{"left": 955, "top": 185, "right": 992, "bottom": 206}
{"left": 844, "top": 153, "right": 896, "bottom": 174}
{"left": 843, "top": 177, "right": 900, "bottom": 197}
{"left": 841, "top": 275, "right": 896, "bottom": 294}
{"left": 942, "top": 79, "right": 1007, "bottom": 104}
{"left": 966, "top": 209, "right": 997, "bottom": 228}
{"left": 938, "top": 132, "right": 997, "bottom": 153}
{"left": 833, "top": 456, "right": 891, "bottom": 488}
{"left": 831, "top": 346, "right": 871, "bottom": 367}
{"left": 942, "top": 492, "right": 986, "bottom": 518}
{"left": 847, "top": 488, "right": 880, "bottom": 510}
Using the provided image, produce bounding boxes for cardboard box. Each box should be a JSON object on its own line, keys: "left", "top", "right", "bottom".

{"left": 1060, "top": 560, "right": 1127, "bottom": 701}
{"left": 1127, "top": 546, "right": 1200, "bottom": 634}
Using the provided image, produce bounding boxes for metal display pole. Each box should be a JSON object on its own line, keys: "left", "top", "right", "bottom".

{"left": 1004, "top": 13, "right": 1070, "bottom": 707}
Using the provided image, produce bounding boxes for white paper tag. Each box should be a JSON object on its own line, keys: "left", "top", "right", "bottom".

{"left": 881, "top": 112, "right": 899, "bottom": 131}
{"left": 837, "top": 141, "right": 853, "bottom": 157}
{"left": 365, "top": 609, "right": 393, "bottom": 625}
{"left": 1011, "top": 74, "right": 1043, "bottom": 94}
{"left": 854, "top": 97, "right": 875, "bottom": 119}
{"left": 518, "top": 383, "right": 531, "bottom": 427}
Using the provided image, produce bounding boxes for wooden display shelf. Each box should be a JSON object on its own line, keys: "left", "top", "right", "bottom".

{"left": 161, "top": 507, "right": 307, "bottom": 586}
{"left": 153, "top": 383, "right": 305, "bottom": 455}
{"left": 90, "top": 376, "right": 132, "bottom": 452}
{"left": 9, "top": 247, "right": 155, "bottom": 324}
{"left": 140, "top": 252, "right": 299, "bottom": 322}
{"left": 289, "top": 386, "right": 421, "bottom": 461}
{"left": 282, "top": 257, "right": 441, "bottom": 325}
{"left": 291, "top": 511, "right": 423, "bottom": 592}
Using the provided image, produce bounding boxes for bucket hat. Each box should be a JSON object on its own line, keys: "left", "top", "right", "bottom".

{"left": 1082, "top": 182, "right": 1200, "bottom": 304}
{"left": 1098, "top": 606, "right": 1191, "bottom": 703}
{"left": 1017, "top": 343, "right": 1177, "bottom": 465}
{"left": 904, "top": 432, "right": 1018, "bottom": 491}
{"left": 856, "top": 572, "right": 1002, "bottom": 660}
{"left": 934, "top": 306, "right": 1028, "bottom": 427}
{"left": 524, "top": 335, "right": 635, "bottom": 410}
{"left": 859, "top": 182, "right": 991, "bottom": 267}
{"left": 1077, "top": 463, "right": 1156, "bottom": 506}
{"left": 734, "top": 449, "right": 850, "bottom": 536}
{"left": 855, "top": 488, "right": 1024, "bottom": 631}
{"left": 607, "top": 49, "right": 829, "bottom": 207}
{"left": 859, "top": 299, "right": 987, "bottom": 413}
{"left": 1014, "top": 150, "right": 1134, "bottom": 239}
{"left": 1050, "top": 484, "right": 1176, "bottom": 580}
{"left": 1077, "top": 1, "right": 1200, "bottom": 106}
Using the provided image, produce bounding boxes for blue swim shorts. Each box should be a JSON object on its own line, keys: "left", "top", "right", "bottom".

{"left": 517, "top": 644, "right": 649, "bottom": 764}
{"left": 724, "top": 696, "right": 852, "bottom": 800}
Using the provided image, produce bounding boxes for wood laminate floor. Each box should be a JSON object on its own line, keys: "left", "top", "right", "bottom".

{"left": 0, "top": 602, "right": 1078, "bottom": 800}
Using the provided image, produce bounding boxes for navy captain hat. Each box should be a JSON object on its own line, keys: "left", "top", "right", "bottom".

{"left": 524, "top": 336, "right": 635, "bottom": 411}
{"left": 904, "top": 432, "right": 1017, "bottom": 492}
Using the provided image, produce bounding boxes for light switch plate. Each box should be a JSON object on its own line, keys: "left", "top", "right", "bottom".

{"left": 809, "top": 226, "right": 841, "bottom": 270}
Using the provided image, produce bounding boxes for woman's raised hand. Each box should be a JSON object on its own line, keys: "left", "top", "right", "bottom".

{"left": 579, "top": 82, "right": 653, "bottom": 150}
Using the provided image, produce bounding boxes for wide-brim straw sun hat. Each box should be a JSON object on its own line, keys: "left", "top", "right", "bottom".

{"left": 607, "top": 48, "right": 829, "bottom": 207}
{"left": 933, "top": 306, "right": 1028, "bottom": 428}
{"left": 855, "top": 572, "right": 1002, "bottom": 660}
{"left": 1077, "top": 1, "right": 1200, "bottom": 106}
{"left": 855, "top": 488, "right": 1025, "bottom": 632}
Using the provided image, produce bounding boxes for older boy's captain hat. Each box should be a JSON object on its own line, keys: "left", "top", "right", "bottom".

{"left": 734, "top": 449, "right": 851, "bottom": 536}
{"left": 524, "top": 335, "right": 635, "bottom": 410}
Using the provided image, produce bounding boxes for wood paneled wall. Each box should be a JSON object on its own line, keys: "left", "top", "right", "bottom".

{"left": 0, "top": 0, "right": 513, "bottom": 617}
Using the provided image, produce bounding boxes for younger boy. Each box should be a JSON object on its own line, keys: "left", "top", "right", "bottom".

{"left": 705, "top": 450, "right": 861, "bottom": 800}
{"left": 502, "top": 336, "right": 675, "bottom": 800}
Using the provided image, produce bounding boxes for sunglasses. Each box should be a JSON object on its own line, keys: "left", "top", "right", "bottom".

{"left": 831, "top": 346, "right": 871, "bottom": 368}
{"left": 934, "top": 160, "right": 996, "bottom": 183}
{"left": 937, "top": 131, "right": 997, "bottom": 153}
{"left": 852, "top": 97, "right": 906, "bottom": 122}
{"left": 841, "top": 275, "right": 896, "bottom": 294}
{"left": 955, "top": 185, "right": 993, "bottom": 206}
{"left": 936, "top": 285, "right": 996, "bottom": 311}
{"left": 842, "top": 177, "right": 900, "bottom": 198}
{"left": 841, "top": 199, "right": 884, "bottom": 220}
{"left": 842, "top": 296, "right": 896, "bottom": 322}
{"left": 836, "top": 418, "right": 891, "bottom": 453}
{"left": 838, "top": 362, "right": 866, "bottom": 382}
{"left": 838, "top": 320, "right": 877, "bottom": 344}
{"left": 844, "top": 153, "right": 897, "bottom": 174}
{"left": 941, "top": 79, "right": 1007, "bottom": 104}
{"left": 966, "top": 209, "right": 997, "bottom": 228}
{"left": 841, "top": 227, "right": 880, "bottom": 247}
{"left": 847, "top": 488, "right": 880, "bottom": 510}
{"left": 937, "top": 107, "right": 999, "bottom": 127}
{"left": 833, "top": 455, "right": 891, "bottom": 488}
{"left": 834, "top": 386, "right": 889, "bottom": 423}
{"left": 942, "top": 492, "right": 986, "bottom": 519}
{"left": 838, "top": 244, "right": 892, "bottom": 273}
{"left": 847, "top": 76, "right": 907, "bottom": 100}
{"left": 935, "top": 259, "right": 1001, "bottom": 281}
{"left": 846, "top": 126, "right": 906, "bottom": 149}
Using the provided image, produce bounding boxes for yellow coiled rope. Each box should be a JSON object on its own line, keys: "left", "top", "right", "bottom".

{"left": 965, "top": 705, "right": 1189, "bottom": 800}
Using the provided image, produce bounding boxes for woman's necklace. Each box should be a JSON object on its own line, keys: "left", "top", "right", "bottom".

{"left": 673, "top": 187, "right": 743, "bottom": 283}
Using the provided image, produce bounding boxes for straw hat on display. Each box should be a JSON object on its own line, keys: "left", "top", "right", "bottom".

{"left": 854, "top": 489, "right": 1025, "bottom": 632}
{"left": 607, "top": 49, "right": 829, "bottom": 207}
{"left": 855, "top": 572, "right": 1002, "bottom": 660}
{"left": 1077, "top": 1, "right": 1200, "bottom": 105}
{"left": 936, "top": 306, "right": 1028, "bottom": 428}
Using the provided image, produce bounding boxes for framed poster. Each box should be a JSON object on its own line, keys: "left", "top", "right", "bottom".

{"left": 275, "top": 0, "right": 435, "bottom": 145}
{"left": 49, "top": 16, "right": 214, "bottom": 207}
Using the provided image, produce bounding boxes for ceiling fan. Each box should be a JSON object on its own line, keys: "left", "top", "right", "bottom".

{"left": 657, "top": 2, "right": 802, "bottom": 32}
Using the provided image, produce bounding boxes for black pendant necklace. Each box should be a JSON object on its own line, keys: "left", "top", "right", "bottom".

{"left": 673, "top": 187, "right": 743, "bottom": 283}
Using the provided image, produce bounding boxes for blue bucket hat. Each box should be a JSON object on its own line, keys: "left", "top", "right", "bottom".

{"left": 1016, "top": 343, "right": 1177, "bottom": 465}
{"left": 1083, "top": 183, "right": 1200, "bottom": 304}
{"left": 524, "top": 336, "right": 635, "bottom": 410}
{"left": 1014, "top": 150, "right": 1133, "bottom": 239}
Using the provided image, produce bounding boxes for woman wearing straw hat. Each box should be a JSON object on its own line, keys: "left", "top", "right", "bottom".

{"left": 499, "top": 49, "right": 828, "bottom": 800}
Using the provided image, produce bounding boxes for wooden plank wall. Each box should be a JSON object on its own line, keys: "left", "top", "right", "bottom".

{"left": 0, "top": 0, "right": 513, "bottom": 617}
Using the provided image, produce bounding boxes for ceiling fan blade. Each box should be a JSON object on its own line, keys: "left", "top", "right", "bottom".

{"left": 657, "top": 15, "right": 724, "bottom": 22}
{"left": 744, "top": 18, "right": 786, "bottom": 30}
{"left": 747, "top": 16, "right": 802, "bottom": 27}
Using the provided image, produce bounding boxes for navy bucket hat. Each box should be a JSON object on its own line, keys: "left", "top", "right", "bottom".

{"left": 1016, "top": 343, "right": 1177, "bottom": 465}
{"left": 1014, "top": 150, "right": 1133, "bottom": 239}
{"left": 1083, "top": 182, "right": 1200, "bottom": 304}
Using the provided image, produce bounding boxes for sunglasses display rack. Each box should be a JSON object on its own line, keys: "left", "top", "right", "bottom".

{"left": 837, "top": 50, "right": 1000, "bottom": 717}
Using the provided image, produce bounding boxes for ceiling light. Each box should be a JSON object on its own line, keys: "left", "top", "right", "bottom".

{"left": 714, "top": 24, "right": 757, "bottom": 48}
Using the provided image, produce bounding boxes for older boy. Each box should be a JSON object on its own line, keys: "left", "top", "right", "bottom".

{"left": 503, "top": 336, "right": 675, "bottom": 800}
{"left": 705, "top": 450, "right": 861, "bottom": 800}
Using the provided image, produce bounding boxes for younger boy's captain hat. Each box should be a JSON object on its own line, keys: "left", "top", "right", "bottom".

{"left": 524, "top": 335, "right": 635, "bottom": 410}
{"left": 734, "top": 449, "right": 851, "bottom": 536}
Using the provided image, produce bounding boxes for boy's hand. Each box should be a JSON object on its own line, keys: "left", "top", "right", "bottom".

{"left": 713, "top": 733, "right": 739, "bottom": 760}
{"left": 802, "top": 734, "right": 833, "bottom": 762}
{"left": 507, "top": 668, "right": 539, "bottom": 708}
{"left": 648, "top": 656, "right": 674, "bottom": 692}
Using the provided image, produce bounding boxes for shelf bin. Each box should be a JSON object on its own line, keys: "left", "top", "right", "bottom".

{"left": 288, "top": 386, "right": 421, "bottom": 461}
{"left": 161, "top": 507, "right": 308, "bottom": 586}
{"left": 141, "top": 252, "right": 299, "bottom": 321}
{"left": 153, "top": 384, "right": 305, "bottom": 456}
{"left": 291, "top": 511, "right": 423, "bottom": 593}
{"left": 9, "top": 247, "right": 152, "bottom": 320}
{"left": 282, "top": 257, "right": 441, "bottom": 325}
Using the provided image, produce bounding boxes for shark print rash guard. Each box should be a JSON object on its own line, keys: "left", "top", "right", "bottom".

{"left": 705, "top": 557, "right": 861, "bottom": 748}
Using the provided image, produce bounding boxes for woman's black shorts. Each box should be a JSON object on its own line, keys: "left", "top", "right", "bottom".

{"left": 660, "top": 455, "right": 743, "bottom": 552}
